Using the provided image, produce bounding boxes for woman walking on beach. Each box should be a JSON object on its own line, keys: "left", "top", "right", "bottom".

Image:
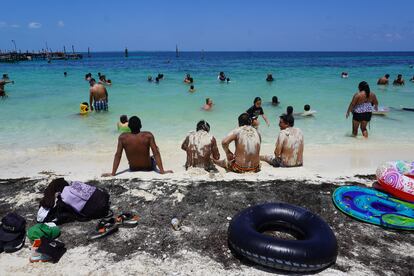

{"left": 346, "top": 81, "right": 378, "bottom": 138}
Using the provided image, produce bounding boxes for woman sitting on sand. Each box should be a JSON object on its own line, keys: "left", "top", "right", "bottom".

{"left": 346, "top": 81, "right": 379, "bottom": 138}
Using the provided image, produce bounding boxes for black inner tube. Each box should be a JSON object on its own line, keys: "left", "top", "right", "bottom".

{"left": 257, "top": 220, "right": 306, "bottom": 240}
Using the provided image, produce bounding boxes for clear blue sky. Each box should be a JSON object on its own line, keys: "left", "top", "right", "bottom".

{"left": 1, "top": 0, "right": 414, "bottom": 52}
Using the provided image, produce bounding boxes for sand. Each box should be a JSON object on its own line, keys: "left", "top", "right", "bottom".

{"left": 0, "top": 177, "right": 413, "bottom": 275}
{"left": 0, "top": 141, "right": 413, "bottom": 275}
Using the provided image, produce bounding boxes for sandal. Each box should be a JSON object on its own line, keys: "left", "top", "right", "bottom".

{"left": 87, "top": 218, "right": 119, "bottom": 240}
{"left": 115, "top": 213, "right": 139, "bottom": 228}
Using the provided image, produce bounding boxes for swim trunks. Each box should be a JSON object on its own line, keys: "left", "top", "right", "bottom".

{"left": 226, "top": 160, "right": 260, "bottom": 173}
{"left": 94, "top": 100, "right": 108, "bottom": 111}
{"left": 352, "top": 112, "right": 372, "bottom": 122}
{"left": 129, "top": 156, "right": 159, "bottom": 173}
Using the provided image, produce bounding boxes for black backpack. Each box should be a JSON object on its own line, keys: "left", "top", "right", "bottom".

{"left": 81, "top": 188, "right": 111, "bottom": 219}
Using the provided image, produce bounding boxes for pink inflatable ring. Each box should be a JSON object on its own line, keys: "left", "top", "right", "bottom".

{"left": 376, "top": 161, "right": 414, "bottom": 202}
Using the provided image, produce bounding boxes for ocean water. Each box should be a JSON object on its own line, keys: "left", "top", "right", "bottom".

{"left": 1, "top": 52, "right": 414, "bottom": 153}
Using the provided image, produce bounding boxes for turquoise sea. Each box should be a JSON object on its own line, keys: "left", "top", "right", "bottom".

{"left": 1, "top": 52, "right": 414, "bottom": 152}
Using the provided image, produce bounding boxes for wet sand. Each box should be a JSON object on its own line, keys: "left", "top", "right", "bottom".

{"left": 0, "top": 176, "right": 413, "bottom": 275}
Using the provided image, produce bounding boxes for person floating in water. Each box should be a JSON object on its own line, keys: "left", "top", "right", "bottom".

{"left": 266, "top": 73, "right": 274, "bottom": 82}
{"left": 214, "top": 113, "right": 261, "bottom": 173}
{"left": 89, "top": 78, "right": 108, "bottom": 111}
{"left": 99, "top": 75, "right": 112, "bottom": 86}
{"left": 393, "top": 74, "right": 405, "bottom": 85}
{"left": 271, "top": 96, "right": 279, "bottom": 106}
{"left": 261, "top": 114, "right": 304, "bottom": 168}
{"left": 0, "top": 74, "right": 14, "bottom": 97}
{"left": 341, "top": 72, "right": 349, "bottom": 78}
{"left": 203, "top": 98, "right": 213, "bottom": 111}
{"left": 246, "top": 97, "right": 270, "bottom": 128}
{"left": 218, "top": 72, "right": 227, "bottom": 82}
{"left": 103, "top": 116, "right": 172, "bottom": 176}
{"left": 377, "top": 74, "right": 390, "bottom": 85}
{"left": 147, "top": 76, "right": 153, "bottom": 82}
{"left": 181, "top": 120, "right": 220, "bottom": 172}
{"left": 64, "top": 72, "right": 67, "bottom": 77}
{"left": 184, "top": 74, "right": 193, "bottom": 84}
{"left": 157, "top": 73, "right": 164, "bottom": 80}
{"left": 117, "top": 115, "right": 131, "bottom": 133}
{"left": 189, "top": 85, "right": 196, "bottom": 93}
{"left": 346, "top": 81, "right": 379, "bottom": 138}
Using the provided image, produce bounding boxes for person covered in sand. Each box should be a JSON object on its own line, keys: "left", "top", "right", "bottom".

{"left": 214, "top": 113, "right": 261, "bottom": 173}
{"left": 377, "top": 74, "right": 390, "bottom": 85}
{"left": 203, "top": 98, "right": 213, "bottom": 111}
{"left": 103, "top": 116, "right": 172, "bottom": 176}
{"left": 261, "top": 114, "right": 304, "bottom": 168}
{"left": 0, "top": 74, "right": 14, "bottom": 97}
{"left": 181, "top": 120, "right": 220, "bottom": 172}
{"left": 89, "top": 78, "right": 108, "bottom": 111}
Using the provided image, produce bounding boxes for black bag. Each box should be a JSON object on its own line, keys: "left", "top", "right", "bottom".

{"left": 37, "top": 237, "right": 66, "bottom": 263}
{"left": 81, "top": 188, "right": 111, "bottom": 219}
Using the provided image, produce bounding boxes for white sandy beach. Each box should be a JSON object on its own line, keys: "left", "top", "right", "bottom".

{"left": 1, "top": 141, "right": 413, "bottom": 182}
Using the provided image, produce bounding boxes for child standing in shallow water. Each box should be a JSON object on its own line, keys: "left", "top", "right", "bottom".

{"left": 117, "top": 115, "right": 131, "bottom": 133}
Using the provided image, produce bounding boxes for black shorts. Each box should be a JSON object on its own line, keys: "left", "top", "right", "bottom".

{"left": 353, "top": 112, "right": 372, "bottom": 122}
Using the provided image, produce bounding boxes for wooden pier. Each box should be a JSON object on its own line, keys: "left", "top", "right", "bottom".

{"left": 0, "top": 51, "right": 83, "bottom": 63}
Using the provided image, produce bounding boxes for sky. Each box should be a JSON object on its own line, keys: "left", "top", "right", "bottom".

{"left": 0, "top": 0, "right": 414, "bottom": 52}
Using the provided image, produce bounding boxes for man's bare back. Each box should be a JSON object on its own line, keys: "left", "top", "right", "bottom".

{"left": 214, "top": 114, "right": 261, "bottom": 173}
{"left": 181, "top": 130, "right": 220, "bottom": 171}
{"left": 89, "top": 81, "right": 108, "bottom": 111}
{"left": 103, "top": 116, "right": 172, "bottom": 176}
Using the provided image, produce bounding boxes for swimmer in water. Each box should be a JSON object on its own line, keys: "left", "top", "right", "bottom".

{"left": 189, "top": 85, "right": 196, "bottom": 93}
{"left": 181, "top": 120, "right": 220, "bottom": 172}
{"left": 218, "top": 72, "right": 226, "bottom": 82}
{"left": 0, "top": 74, "right": 14, "bottom": 97}
{"left": 213, "top": 113, "right": 261, "bottom": 173}
{"left": 157, "top": 73, "right": 164, "bottom": 80}
{"left": 393, "top": 74, "right": 405, "bottom": 86}
{"left": 64, "top": 72, "right": 67, "bottom": 77}
{"left": 266, "top": 73, "right": 274, "bottom": 82}
{"left": 301, "top": 104, "right": 316, "bottom": 116}
{"left": 271, "top": 96, "right": 279, "bottom": 106}
{"left": 246, "top": 97, "right": 270, "bottom": 128}
{"left": 85, "top": 73, "right": 92, "bottom": 82}
{"left": 377, "top": 74, "right": 390, "bottom": 85}
{"left": 203, "top": 98, "right": 213, "bottom": 111}
{"left": 341, "top": 72, "right": 349, "bottom": 78}
{"left": 184, "top": 74, "right": 193, "bottom": 84}
{"left": 148, "top": 76, "right": 153, "bottom": 82}
{"left": 410, "top": 75, "right": 414, "bottom": 83}
{"left": 286, "top": 106, "right": 294, "bottom": 116}
{"left": 117, "top": 115, "right": 130, "bottom": 132}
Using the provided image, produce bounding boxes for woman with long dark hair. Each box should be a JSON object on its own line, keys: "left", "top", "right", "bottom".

{"left": 346, "top": 81, "right": 379, "bottom": 138}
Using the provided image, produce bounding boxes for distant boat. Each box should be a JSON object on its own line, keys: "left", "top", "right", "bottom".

{"left": 125, "top": 47, "right": 128, "bottom": 57}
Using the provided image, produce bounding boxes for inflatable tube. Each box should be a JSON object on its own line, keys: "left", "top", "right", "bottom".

{"left": 80, "top": 103, "right": 89, "bottom": 115}
{"left": 332, "top": 186, "right": 414, "bottom": 230}
{"left": 376, "top": 161, "right": 414, "bottom": 202}
{"left": 228, "top": 203, "right": 337, "bottom": 272}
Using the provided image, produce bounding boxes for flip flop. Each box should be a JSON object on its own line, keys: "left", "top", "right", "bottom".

{"left": 115, "top": 213, "right": 139, "bottom": 228}
{"left": 87, "top": 218, "right": 119, "bottom": 240}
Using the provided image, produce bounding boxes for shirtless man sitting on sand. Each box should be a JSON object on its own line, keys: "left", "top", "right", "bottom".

{"left": 103, "top": 116, "right": 172, "bottom": 176}
{"left": 0, "top": 74, "right": 14, "bottom": 97}
{"left": 89, "top": 78, "right": 108, "bottom": 111}
{"left": 214, "top": 113, "right": 261, "bottom": 173}
{"left": 181, "top": 120, "right": 220, "bottom": 172}
{"left": 261, "top": 114, "right": 304, "bottom": 168}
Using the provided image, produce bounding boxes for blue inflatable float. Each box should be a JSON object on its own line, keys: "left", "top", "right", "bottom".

{"left": 332, "top": 186, "right": 414, "bottom": 230}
